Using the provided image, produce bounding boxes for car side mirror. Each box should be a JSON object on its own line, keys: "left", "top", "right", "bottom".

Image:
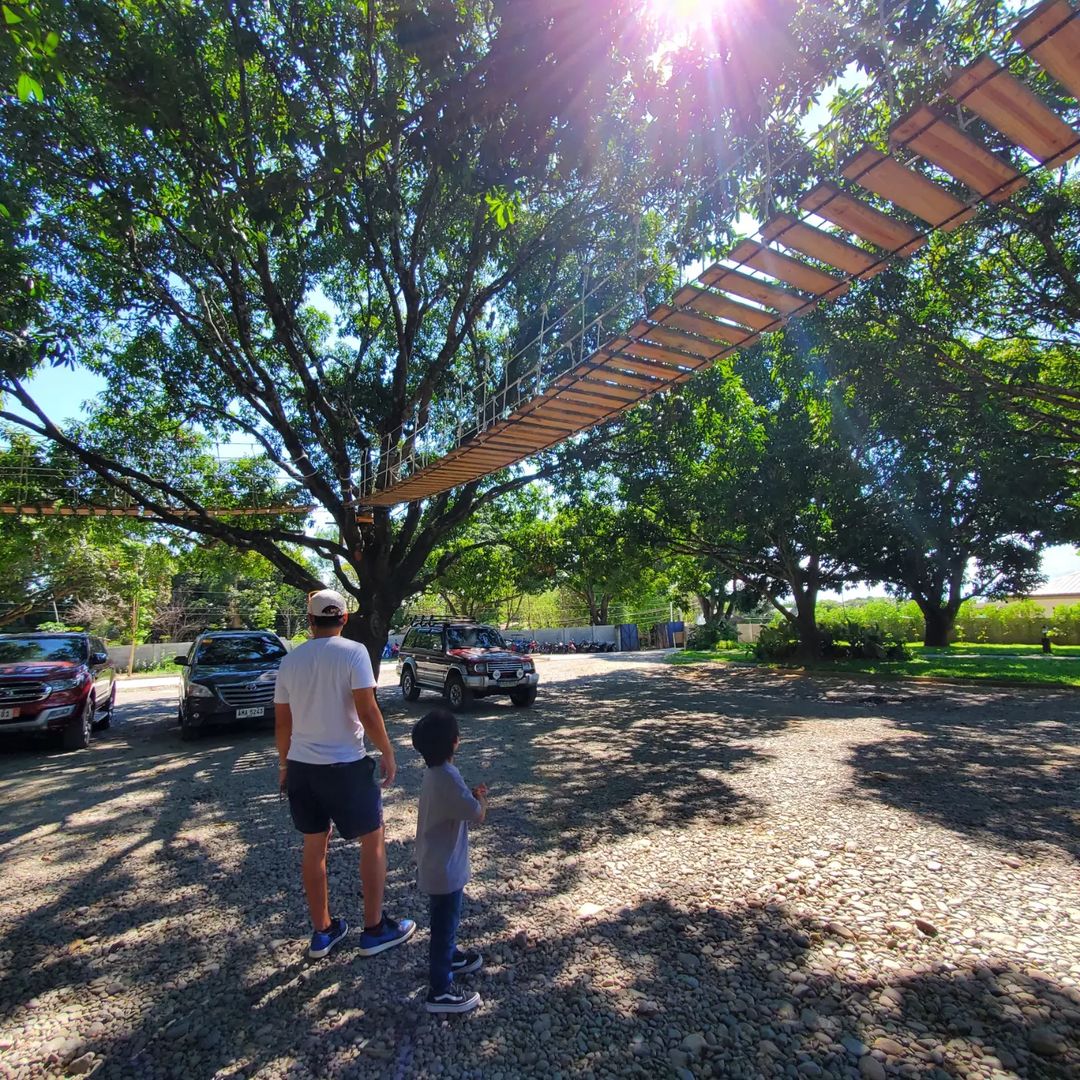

{"left": 173, "top": 656, "right": 188, "bottom": 666}
{"left": 91, "top": 651, "right": 109, "bottom": 665}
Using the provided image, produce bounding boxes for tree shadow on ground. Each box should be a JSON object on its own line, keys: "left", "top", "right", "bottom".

{"left": 3, "top": 666, "right": 1078, "bottom": 1078}
{"left": 385, "top": 664, "right": 782, "bottom": 864}
{"left": 65, "top": 896, "right": 1079, "bottom": 1079}
{"left": 846, "top": 699, "right": 1080, "bottom": 860}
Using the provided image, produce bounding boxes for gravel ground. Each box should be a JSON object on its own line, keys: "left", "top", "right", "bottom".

{"left": 0, "top": 654, "right": 1077, "bottom": 1080}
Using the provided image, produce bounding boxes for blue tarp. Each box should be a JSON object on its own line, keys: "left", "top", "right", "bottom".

{"left": 616, "top": 623, "right": 639, "bottom": 651}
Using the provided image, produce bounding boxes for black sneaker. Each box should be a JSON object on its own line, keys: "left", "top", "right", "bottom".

{"left": 425, "top": 987, "right": 481, "bottom": 1014}
{"left": 451, "top": 949, "right": 483, "bottom": 975}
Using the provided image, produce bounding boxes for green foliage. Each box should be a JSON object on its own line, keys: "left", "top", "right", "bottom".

{"left": 685, "top": 618, "right": 737, "bottom": 650}
{"left": 816, "top": 598, "right": 924, "bottom": 642}
{"left": 753, "top": 623, "right": 800, "bottom": 662}
{"left": 820, "top": 624, "right": 911, "bottom": 661}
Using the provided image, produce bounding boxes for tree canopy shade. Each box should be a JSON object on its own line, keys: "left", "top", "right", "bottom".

{"left": 608, "top": 239, "right": 1079, "bottom": 653}
{"left": 0, "top": 0, "right": 893, "bottom": 664}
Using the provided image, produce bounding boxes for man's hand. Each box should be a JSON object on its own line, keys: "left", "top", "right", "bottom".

{"left": 380, "top": 753, "right": 397, "bottom": 789}
{"left": 278, "top": 763, "right": 288, "bottom": 794}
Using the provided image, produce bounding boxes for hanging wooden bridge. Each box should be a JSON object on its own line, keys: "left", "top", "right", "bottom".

{"left": 359, "top": 0, "right": 1080, "bottom": 508}
{"left": 1, "top": 0, "right": 1077, "bottom": 521}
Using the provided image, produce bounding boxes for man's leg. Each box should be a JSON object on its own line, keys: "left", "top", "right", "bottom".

{"left": 359, "top": 825, "right": 386, "bottom": 930}
{"left": 301, "top": 829, "right": 332, "bottom": 931}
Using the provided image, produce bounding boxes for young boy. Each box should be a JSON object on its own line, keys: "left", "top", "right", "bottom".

{"left": 411, "top": 709, "right": 487, "bottom": 1014}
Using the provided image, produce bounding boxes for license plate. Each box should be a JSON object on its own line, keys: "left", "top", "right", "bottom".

{"left": 236, "top": 707, "right": 265, "bottom": 719}
{"left": 0, "top": 707, "right": 17, "bottom": 720}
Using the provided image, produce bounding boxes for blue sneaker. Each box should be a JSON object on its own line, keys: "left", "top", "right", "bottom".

{"left": 357, "top": 915, "right": 417, "bottom": 957}
{"left": 308, "top": 916, "right": 348, "bottom": 959}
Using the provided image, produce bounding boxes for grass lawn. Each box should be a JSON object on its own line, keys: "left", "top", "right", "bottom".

{"left": 919, "top": 642, "right": 1080, "bottom": 657}
{"left": 670, "top": 643, "right": 1080, "bottom": 688}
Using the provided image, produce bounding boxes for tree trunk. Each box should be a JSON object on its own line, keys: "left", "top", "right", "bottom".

{"left": 919, "top": 602, "right": 957, "bottom": 647}
{"left": 789, "top": 559, "right": 820, "bottom": 662}
{"left": 697, "top": 593, "right": 713, "bottom": 622}
{"left": 793, "top": 598, "right": 820, "bottom": 662}
{"left": 598, "top": 595, "right": 611, "bottom": 625}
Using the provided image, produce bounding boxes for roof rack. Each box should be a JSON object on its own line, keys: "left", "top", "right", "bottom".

{"left": 408, "top": 614, "right": 482, "bottom": 627}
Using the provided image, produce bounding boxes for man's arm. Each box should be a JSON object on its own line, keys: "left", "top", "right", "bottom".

{"left": 274, "top": 703, "right": 292, "bottom": 791}
{"left": 352, "top": 687, "right": 396, "bottom": 788}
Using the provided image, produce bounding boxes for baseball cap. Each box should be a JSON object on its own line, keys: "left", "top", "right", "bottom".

{"left": 307, "top": 588, "right": 348, "bottom": 617}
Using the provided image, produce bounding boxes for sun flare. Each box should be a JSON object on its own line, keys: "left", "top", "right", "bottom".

{"left": 642, "top": 0, "right": 724, "bottom": 49}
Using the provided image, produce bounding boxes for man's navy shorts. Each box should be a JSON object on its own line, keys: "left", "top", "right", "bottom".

{"left": 286, "top": 757, "right": 382, "bottom": 839}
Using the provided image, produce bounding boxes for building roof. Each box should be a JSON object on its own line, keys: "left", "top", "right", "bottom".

{"left": 1029, "top": 570, "right": 1080, "bottom": 597}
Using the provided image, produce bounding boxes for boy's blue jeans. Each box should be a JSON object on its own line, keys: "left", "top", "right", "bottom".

{"left": 429, "top": 889, "right": 463, "bottom": 994}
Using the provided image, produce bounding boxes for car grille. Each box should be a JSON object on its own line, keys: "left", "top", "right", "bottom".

{"left": 490, "top": 661, "right": 523, "bottom": 675}
{"left": 217, "top": 683, "right": 275, "bottom": 707}
{"left": 0, "top": 681, "right": 49, "bottom": 704}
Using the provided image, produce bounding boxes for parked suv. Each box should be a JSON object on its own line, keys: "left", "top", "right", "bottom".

{"left": 175, "top": 630, "right": 287, "bottom": 740}
{"left": 397, "top": 617, "right": 538, "bottom": 710}
{"left": 0, "top": 632, "right": 116, "bottom": 750}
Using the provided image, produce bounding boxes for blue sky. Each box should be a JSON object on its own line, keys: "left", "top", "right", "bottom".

{"left": 11, "top": 361, "right": 1080, "bottom": 591}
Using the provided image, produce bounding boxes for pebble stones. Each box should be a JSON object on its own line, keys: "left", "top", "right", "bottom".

{"left": 1, "top": 663, "right": 1078, "bottom": 1080}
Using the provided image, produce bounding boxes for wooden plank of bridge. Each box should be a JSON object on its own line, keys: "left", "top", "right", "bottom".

{"left": 726, "top": 239, "right": 849, "bottom": 297}
{"left": 655, "top": 306, "right": 754, "bottom": 347}
{"left": 890, "top": 106, "right": 1027, "bottom": 203}
{"left": 841, "top": 147, "right": 974, "bottom": 230}
{"left": 799, "top": 182, "right": 926, "bottom": 255}
{"left": 672, "top": 285, "right": 778, "bottom": 332}
{"left": 698, "top": 265, "right": 809, "bottom": 314}
{"left": 761, "top": 214, "right": 883, "bottom": 278}
{"left": 1015, "top": 0, "right": 1080, "bottom": 102}
{"left": 948, "top": 54, "right": 1080, "bottom": 167}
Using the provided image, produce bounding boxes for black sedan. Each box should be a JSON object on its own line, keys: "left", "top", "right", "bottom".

{"left": 175, "top": 631, "right": 287, "bottom": 740}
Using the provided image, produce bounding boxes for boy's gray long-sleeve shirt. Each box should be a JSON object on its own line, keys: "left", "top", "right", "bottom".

{"left": 415, "top": 762, "right": 483, "bottom": 895}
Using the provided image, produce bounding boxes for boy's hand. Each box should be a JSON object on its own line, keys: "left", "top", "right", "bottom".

{"left": 380, "top": 753, "right": 397, "bottom": 789}
{"left": 471, "top": 783, "right": 487, "bottom": 801}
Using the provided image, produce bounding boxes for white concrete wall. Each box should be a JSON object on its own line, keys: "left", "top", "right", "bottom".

{"left": 108, "top": 635, "right": 293, "bottom": 672}
{"left": 108, "top": 642, "right": 193, "bottom": 672}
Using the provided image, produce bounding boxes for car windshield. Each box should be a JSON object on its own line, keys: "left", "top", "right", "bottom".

{"left": 446, "top": 626, "right": 505, "bottom": 649}
{"left": 0, "top": 636, "right": 87, "bottom": 663}
{"left": 194, "top": 636, "right": 286, "bottom": 665}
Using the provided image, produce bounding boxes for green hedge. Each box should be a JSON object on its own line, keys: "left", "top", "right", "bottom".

{"left": 807, "top": 598, "right": 1080, "bottom": 645}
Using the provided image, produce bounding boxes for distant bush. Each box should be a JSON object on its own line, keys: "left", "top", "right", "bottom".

{"left": 753, "top": 623, "right": 801, "bottom": 661}
{"left": 816, "top": 598, "right": 923, "bottom": 642}
{"left": 821, "top": 622, "right": 910, "bottom": 660}
{"left": 953, "top": 598, "right": 1074, "bottom": 644}
{"left": 686, "top": 618, "right": 737, "bottom": 650}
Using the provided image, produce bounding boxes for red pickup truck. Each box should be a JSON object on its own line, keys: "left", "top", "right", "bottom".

{"left": 0, "top": 632, "right": 116, "bottom": 750}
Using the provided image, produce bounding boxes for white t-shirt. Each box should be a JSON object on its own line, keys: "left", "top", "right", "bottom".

{"left": 273, "top": 636, "right": 377, "bottom": 765}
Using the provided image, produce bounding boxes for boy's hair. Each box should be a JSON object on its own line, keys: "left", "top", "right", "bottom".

{"left": 411, "top": 709, "right": 459, "bottom": 767}
{"left": 309, "top": 613, "right": 346, "bottom": 629}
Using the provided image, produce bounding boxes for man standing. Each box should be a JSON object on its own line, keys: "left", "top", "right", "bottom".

{"left": 274, "top": 588, "right": 415, "bottom": 959}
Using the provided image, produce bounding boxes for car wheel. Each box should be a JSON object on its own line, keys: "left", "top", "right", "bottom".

{"left": 180, "top": 717, "right": 200, "bottom": 742}
{"left": 510, "top": 687, "right": 538, "bottom": 707}
{"left": 401, "top": 667, "right": 421, "bottom": 702}
{"left": 444, "top": 673, "right": 473, "bottom": 711}
{"left": 62, "top": 696, "right": 94, "bottom": 751}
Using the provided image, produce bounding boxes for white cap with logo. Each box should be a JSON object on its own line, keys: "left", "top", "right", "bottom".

{"left": 307, "top": 588, "right": 348, "bottom": 618}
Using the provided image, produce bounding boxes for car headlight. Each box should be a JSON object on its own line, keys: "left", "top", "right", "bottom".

{"left": 523, "top": 660, "right": 534, "bottom": 672}
{"left": 255, "top": 670, "right": 277, "bottom": 683}
{"left": 187, "top": 683, "right": 214, "bottom": 698}
{"left": 50, "top": 674, "right": 89, "bottom": 692}
{"left": 470, "top": 663, "right": 487, "bottom": 675}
